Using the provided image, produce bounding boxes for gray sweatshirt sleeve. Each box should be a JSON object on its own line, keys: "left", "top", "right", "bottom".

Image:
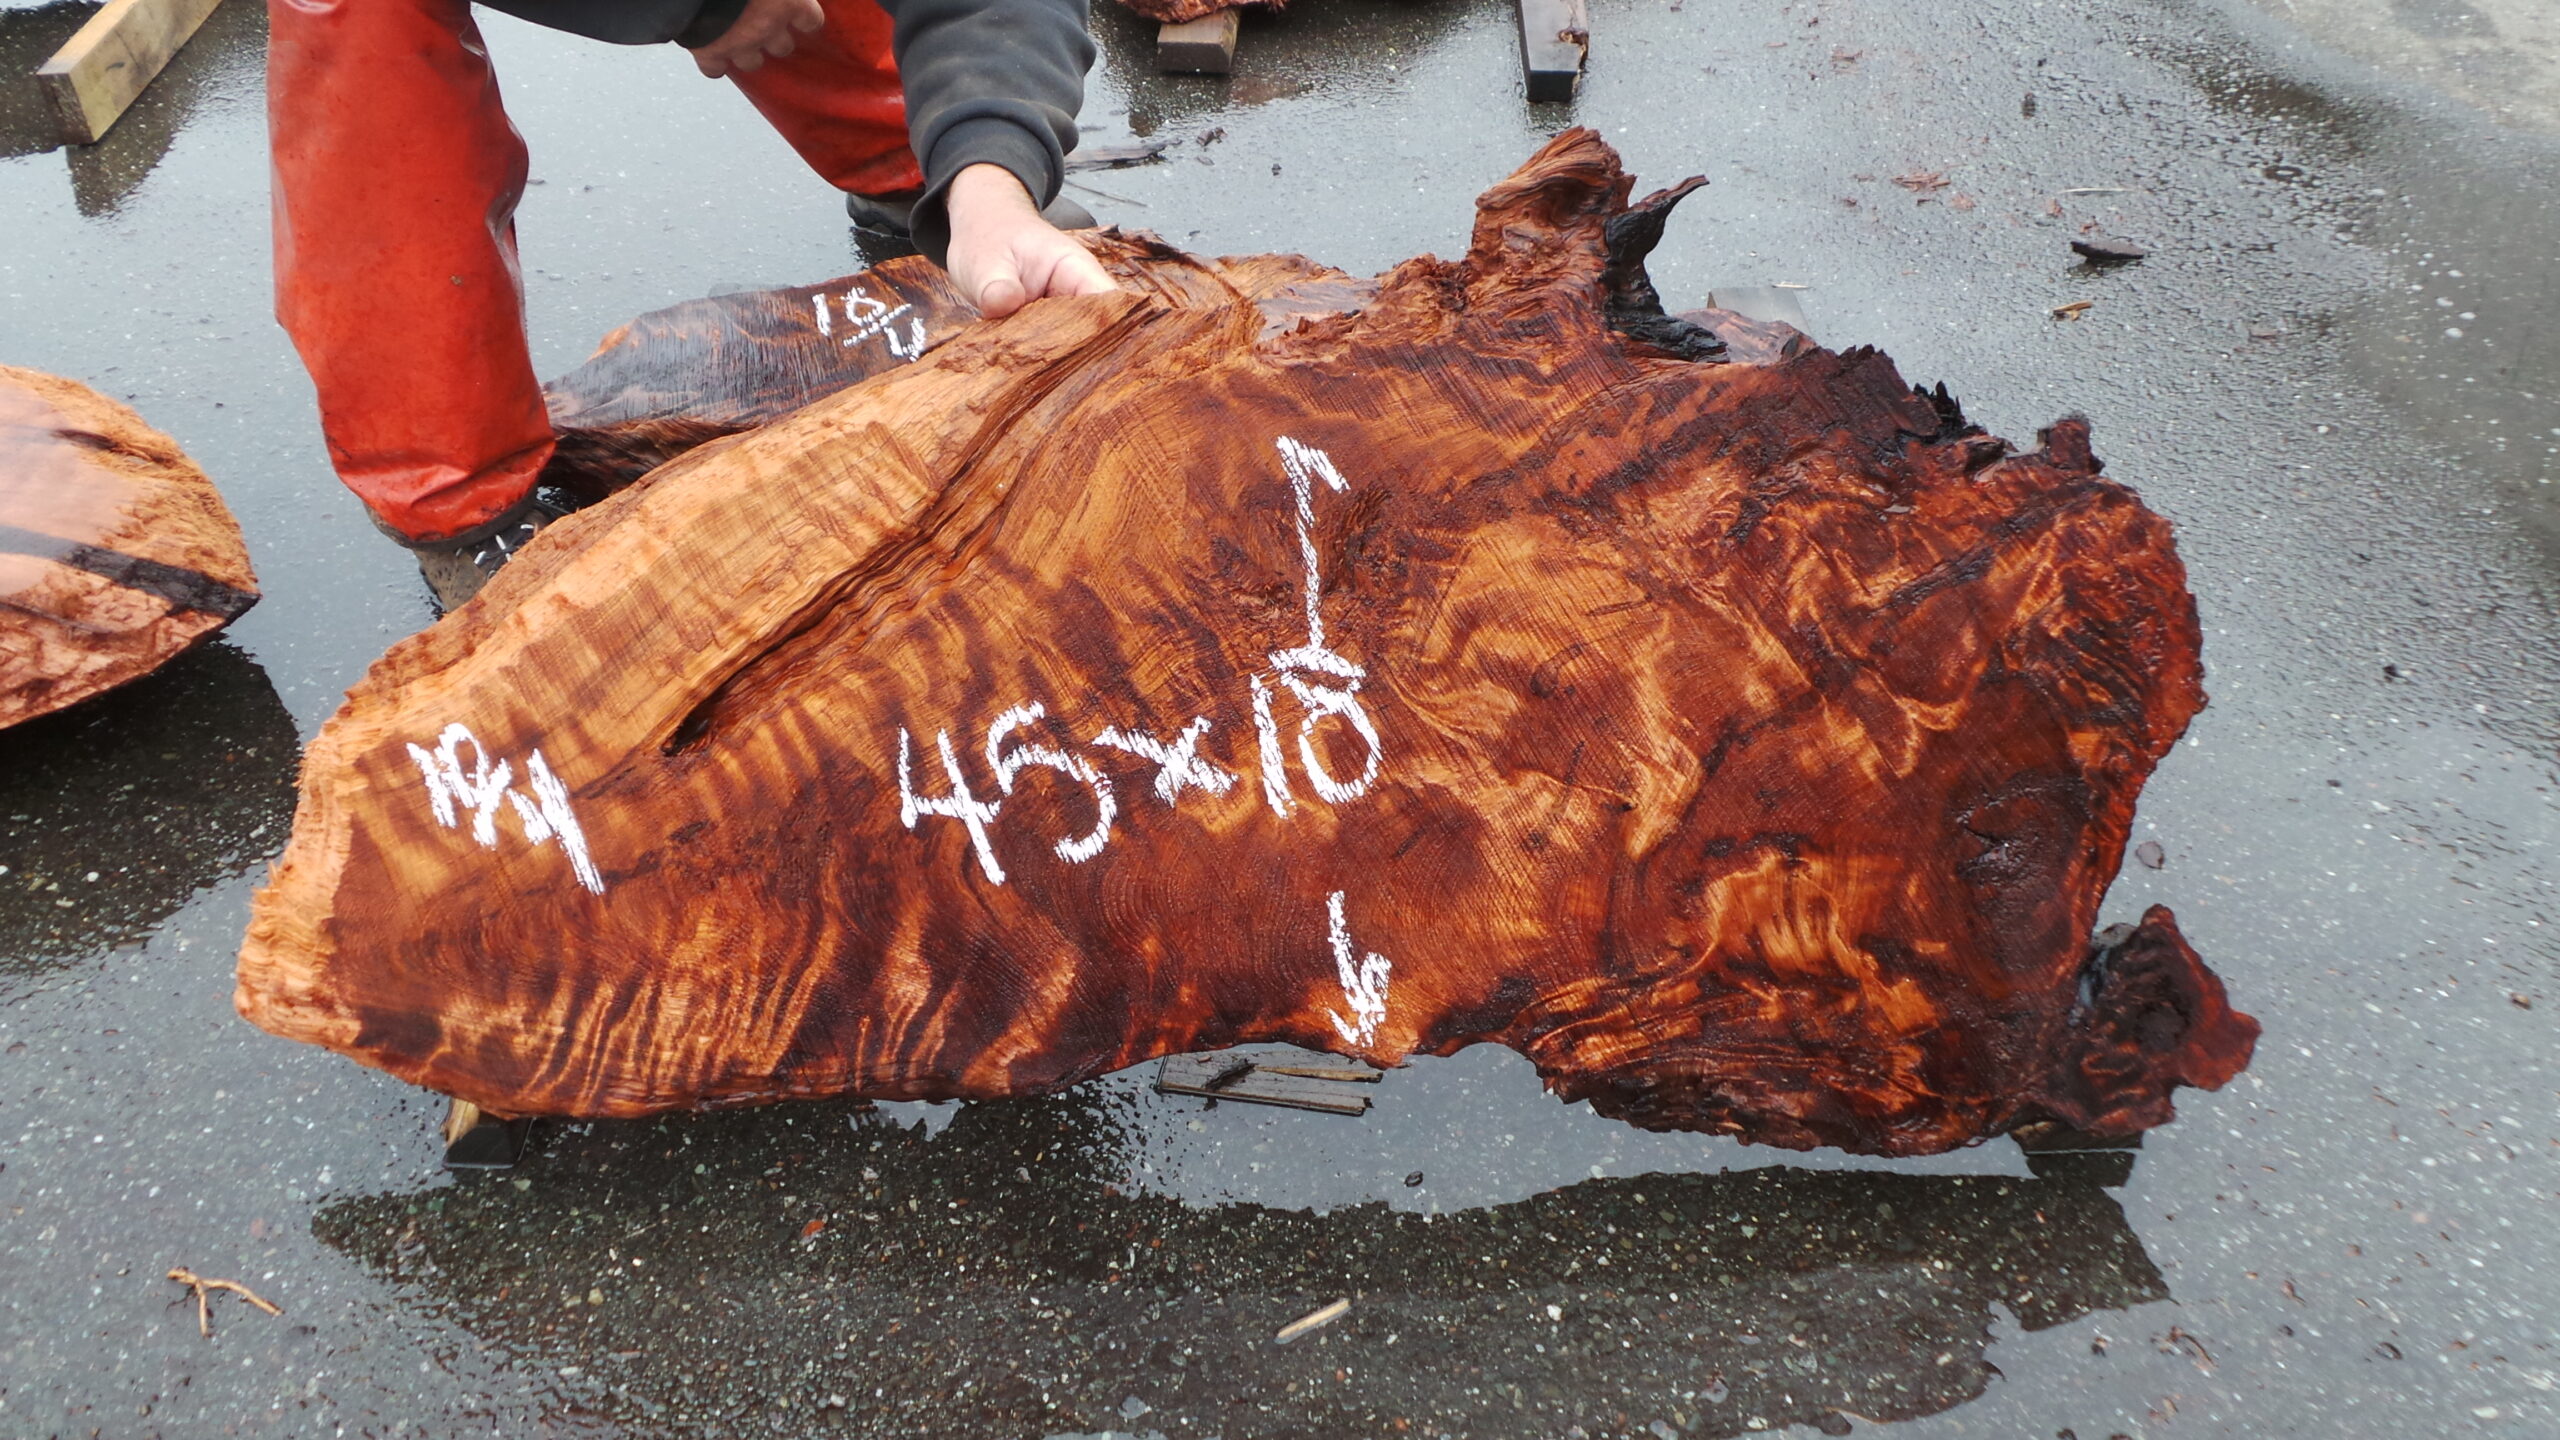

{"left": 877, "top": 0, "right": 1095, "bottom": 267}
{"left": 475, "top": 0, "right": 1092, "bottom": 266}
{"left": 473, "top": 0, "right": 750, "bottom": 48}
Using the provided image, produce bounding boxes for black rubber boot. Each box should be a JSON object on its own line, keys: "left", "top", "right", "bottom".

{"left": 409, "top": 493, "right": 571, "bottom": 613}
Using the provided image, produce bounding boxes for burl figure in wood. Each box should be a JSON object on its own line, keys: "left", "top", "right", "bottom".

{"left": 1, "top": 366, "right": 258, "bottom": 729}
{"left": 239, "top": 132, "right": 2256, "bottom": 1155}
{"left": 1115, "top": 0, "right": 1252, "bottom": 25}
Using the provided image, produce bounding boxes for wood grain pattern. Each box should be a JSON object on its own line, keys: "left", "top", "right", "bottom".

{"left": 543, "top": 264, "right": 979, "bottom": 500}
{"left": 238, "top": 132, "right": 2255, "bottom": 1154}
{"left": 1114, "top": 0, "right": 1265, "bottom": 27}
{"left": 1, "top": 365, "right": 257, "bottom": 729}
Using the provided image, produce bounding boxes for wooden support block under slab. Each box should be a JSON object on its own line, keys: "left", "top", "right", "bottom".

{"left": 1156, "top": 1054, "right": 1374, "bottom": 1116}
{"left": 1157, "top": 11, "right": 1241, "bottom": 75}
{"left": 36, "top": 0, "right": 225, "bottom": 145}
{"left": 1515, "top": 0, "right": 1589, "bottom": 103}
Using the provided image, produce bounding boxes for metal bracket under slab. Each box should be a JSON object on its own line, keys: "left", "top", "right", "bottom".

{"left": 1156, "top": 1052, "right": 1377, "bottom": 1115}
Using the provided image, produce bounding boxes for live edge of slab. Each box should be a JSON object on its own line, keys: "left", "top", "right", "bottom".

{"left": 1516, "top": 0, "right": 1590, "bottom": 103}
{"left": 1157, "top": 12, "right": 1240, "bottom": 75}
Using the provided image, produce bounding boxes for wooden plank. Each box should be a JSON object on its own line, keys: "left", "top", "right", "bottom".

{"left": 1516, "top": 0, "right": 1589, "bottom": 103}
{"left": 440, "top": 1100, "right": 533, "bottom": 1171}
{"left": 35, "top": 0, "right": 225, "bottom": 147}
{"left": 1156, "top": 1054, "right": 1372, "bottom": 1116}
{"left": 1256, "top": 1064, "right": 1381, "bottom": 1083}
{"left": 1157, "top": 11, "right": 1240, "bottom": 75}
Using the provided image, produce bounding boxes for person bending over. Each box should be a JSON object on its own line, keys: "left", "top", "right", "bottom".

{"left": 269, "top": 0, "right": 1116, "bottom": 608}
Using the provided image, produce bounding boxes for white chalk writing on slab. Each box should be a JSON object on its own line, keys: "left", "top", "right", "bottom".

{"left": 1092, "top": 718, "right": 1238, "bottom": 804}
{"left": 897, "top": 726, "right": 1006, "bottom": 884}
{"left": 986, "top": 703, "right": 1116, "bottom": 863}
{"left": 1324, "top": 890, "right": 1392, "bottom": 1047}
{"left": 406, "top": 723, "right": 605, "bottom": 895}
{"left": 888, "top": 436, "right": 1385, "bottom": 879}
{"left": 1257, "top": 437, "right": 1383, "bottom": 814}
{"left": 821, "top": 285, "right": 927, "bottom": 359}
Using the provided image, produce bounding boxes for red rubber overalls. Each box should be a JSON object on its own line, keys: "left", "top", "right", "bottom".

{"left": 269, "top": 0, "right": 924, "bottom": 544}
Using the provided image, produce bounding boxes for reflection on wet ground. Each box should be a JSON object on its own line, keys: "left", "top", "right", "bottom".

{"left": 0, "top": 639, "right": 294, "bottom": 988}
{"left": 0, "top": 2, "right": 91, "bottom": 162}
{"left": 318, "top": 1093, "right": 2160, "bottom": 1439}
{"left": 0, "top": 0, "right": 268, "bottom": 214}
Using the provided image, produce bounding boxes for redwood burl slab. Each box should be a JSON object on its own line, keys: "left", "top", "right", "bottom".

{"left": 237, "top": 132, "right": 2255, "bottom": 1154}
{"left": 542, "top": 263, "right": 978, "bottom": 498}
{"left": 1114, "top": 0, "right": 1265, "bottom": 24}
{"left": 1, "top": 366, "right": 258, "bottom": 729}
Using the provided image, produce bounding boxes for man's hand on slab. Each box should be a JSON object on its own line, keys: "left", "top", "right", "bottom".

{"left": 688, "top": 0, "right": 823, "bottom": 78}
{"left": 945, "top": 163, "right": 1119, "bottom": 318}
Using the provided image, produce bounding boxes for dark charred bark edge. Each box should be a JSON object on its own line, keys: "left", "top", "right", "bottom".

{"left": 1543, "top": 907, "right": 2256, "bottom": 1155}
{"left": 0, "top": 522, "right": 259, "bottom": 620}
{"left": 2029, "top": 904, "right": 2258, "bottom": 1135}
{"left": 1600, "top": 176, "right": 1728, "bottom": 362}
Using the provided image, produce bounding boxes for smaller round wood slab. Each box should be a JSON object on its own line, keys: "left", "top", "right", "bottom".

{"left": 1, "top": 365, "right": 258, "bottom": 730}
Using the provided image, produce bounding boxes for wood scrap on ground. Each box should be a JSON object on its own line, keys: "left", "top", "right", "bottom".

{"left": 1156, "top": 1053, "right": 1375, "bottom": 1115}
{"left": 166, "top": 1267, "right": 280, "bottom": 1337}
{"left": 1158, "top": 12, "right": 1241, "bottom": 73}
{"left": 1274, "top": 1298, "right": 1351, "bottom": 1343}
{"left": 237, "top": 131, "right": 2256, "bottom": 1157}
{"left": 36, "top": 0, "right": 225, "bottom": 146}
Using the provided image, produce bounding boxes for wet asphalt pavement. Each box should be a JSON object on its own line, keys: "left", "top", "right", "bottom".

{"left": 3, "top": 0, "right": 2557, "bottom": 1435}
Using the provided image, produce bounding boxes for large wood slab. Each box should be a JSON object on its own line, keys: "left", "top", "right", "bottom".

{"left": 238, "top": 132, "right": 2254, "bottom": 1155}
{"left": 1, "top": 365, "right": 257, "bottom": 729}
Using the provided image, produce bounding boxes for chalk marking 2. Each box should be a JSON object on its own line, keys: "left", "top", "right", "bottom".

{"left": 1280, "top": 673, "right": 1384, "bottom": 804}
{"left": 1324, "top": 890, "right": 1391, "bottom": 1048}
